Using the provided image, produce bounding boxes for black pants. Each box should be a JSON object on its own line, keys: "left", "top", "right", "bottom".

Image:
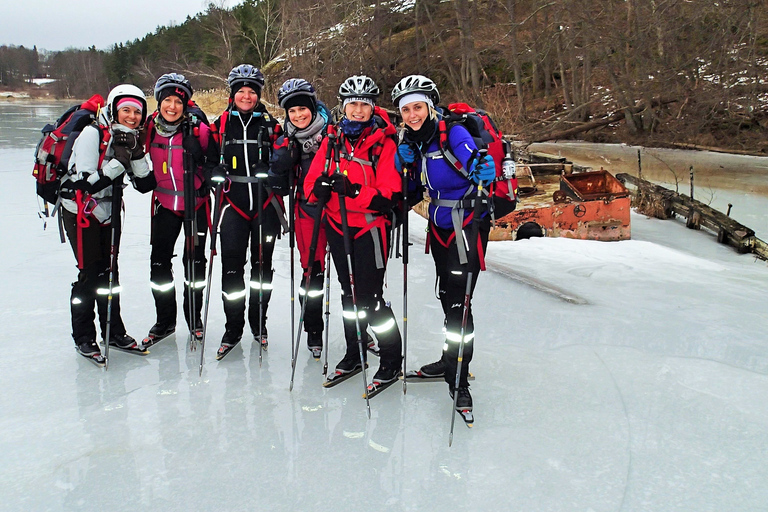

{"left": 429, "top": 215, "right": 491, "bottom": 387}
{"left": 219, "top": 203, "right": 281, "bottom": 337}
{"left": 326, "top": 220, "right": 402, "bottom": 369}
{"left": 150, "top": 204, "right": 208, "bottom": 330}
{"left": 62, "top": 209, "right": 126, "bottom": 344}
{"left": 299, "top": 260, "right": 325, "bottom": 335}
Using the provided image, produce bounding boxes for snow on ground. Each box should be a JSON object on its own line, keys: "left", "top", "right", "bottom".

{"left": 2, "top": 105, "right": 768, "bottom": 510}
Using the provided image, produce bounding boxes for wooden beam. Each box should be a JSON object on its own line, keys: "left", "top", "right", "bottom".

{"left": 617, "top": 173, "right": 766, "bottom": 260}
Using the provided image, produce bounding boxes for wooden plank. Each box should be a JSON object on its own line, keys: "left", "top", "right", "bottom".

{"left": 617, "top": 173, "right": 766, "bottom": 260}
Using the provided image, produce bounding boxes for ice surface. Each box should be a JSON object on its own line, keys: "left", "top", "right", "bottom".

{"left": 2, "top": 106, "right": 768, "bottom": 511}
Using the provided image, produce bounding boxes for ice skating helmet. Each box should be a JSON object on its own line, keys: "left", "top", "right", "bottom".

{"left": 277, "top": 78, "right": 317, "bottom": 110}
{"left": 106, "top": 84, "right": 147, "bottom": 125}
{"left": 391, "top": 75, "right": 440, "bottom": 109}
{"left": 338, "top": 75, "right": 380, "bottom": 102}
{"left": 227, "top": 64, "right": 265, "bottom": 97}
{"left": 153, "top": 73, "right": 193, "bottom": 105}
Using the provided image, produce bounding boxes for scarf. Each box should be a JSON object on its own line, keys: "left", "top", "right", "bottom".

{"left": 285, "top": 112, "right": 326, "bottom": 155}
{"left": 154, "top": 113, "right": 183, "bottom": 138}
{"left": 339, "top": 116, "right": 375, "bottom": 140}
{"left": 405, "top": 116, "right": 437, "bottom": 149}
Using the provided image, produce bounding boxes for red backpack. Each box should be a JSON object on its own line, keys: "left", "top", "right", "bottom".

{"left": 32, "top": 94, "right": 110, "bottom": 205}
{"left": 437, "top": 102, "right": 518, "bottom": 205}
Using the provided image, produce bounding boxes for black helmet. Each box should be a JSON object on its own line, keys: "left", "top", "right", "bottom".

{"left": 153, "top": 73, "right": 193, "bottom": 102}
{"left": 228, "top": 64, "right": 265, "bottom": 94}
{"left": 277, "top": 78, "right": 317, "bottom": 109}
{"left": 391, "top": 75, "right": 440, "bottom": 109}
{"left": 338, "top": 75, "right": 380, "bottom": 101}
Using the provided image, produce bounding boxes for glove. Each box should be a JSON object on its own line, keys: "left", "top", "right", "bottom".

{"left": 396, "top": 144, "right": 416, "bottom": 173}
{"left": 469, "top": 154, "right": 496, "bottom": 185}
{"left": 210, "top": 164, "right": 229, "bottom": 185}
{"left": 112, "top": 131, "right": 144, "bottom": 160}
{"left": 312, "top": 174, "right": 334, "bottom": 203}
{"left": 111, "top": 144, "right": 132, "bottom": 169}
{"left": 183, "top": 133, "right": 205, "bottom": 167}
{"left": 332, "top": 173, "right": 361, "bottom": 198}
{"left": 71, "top": 179, "right": 91, "bottom": 193}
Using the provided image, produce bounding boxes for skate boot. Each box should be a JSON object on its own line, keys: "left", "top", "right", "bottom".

{"left": 142, "top": 322, "right": 176, "bottom": 349}
{"left": 216, "top": 330, "right": 242, "bottom": 361}
{"left": 307, "top": 331, "right": 322, "bottom": 359}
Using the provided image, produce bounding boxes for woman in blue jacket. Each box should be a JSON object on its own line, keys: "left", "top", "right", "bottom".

{"left": 392, "top": 75, "right": 496, "bottom": 414}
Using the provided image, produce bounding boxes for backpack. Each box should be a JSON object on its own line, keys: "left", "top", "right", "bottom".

{"left": 437, "top": 103, "right": 518, "bottom": 206}
{"left": 32, "top": 94, "right": 109, "bottom": 205}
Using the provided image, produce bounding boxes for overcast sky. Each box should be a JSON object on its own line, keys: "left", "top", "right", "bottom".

{"left": 1, "top": 0, "right": 232, "bottom": 52}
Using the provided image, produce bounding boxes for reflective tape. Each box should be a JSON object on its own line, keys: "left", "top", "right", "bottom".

{"left": 445, "top": 331, "right": 475, "bottom": 343}
{"left": 342, "top": 310, "right": 367, "bottom": 320}
{"left": 150, "top": 281, "right": 175, "bottom": 292}
{"left": 370, "top": 318, "right": 396, "bottom": 334}
{"left": 451, "top": 270, "right": 463, "bottom": 276}
{"left": 96, "top": 286, "right": 123, "bottom": 295}
{"left": 184, "top": 280, "right": 207, "bottom": 289}
{"left": 249, "top": 281, "right": 274, "bottom": 290}
{"left": 299, "top": 287, "right": 324, "bottom": 298}
{"left": 71, "top": 297, "right": 82, "bottom": 305}
{"left": 222, "top": 289, "right": 247, "bottom": 301}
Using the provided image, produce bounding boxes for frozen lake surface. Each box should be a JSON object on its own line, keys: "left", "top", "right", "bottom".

{"left": 2, "top": 103, "right": 768, "bottom": 511}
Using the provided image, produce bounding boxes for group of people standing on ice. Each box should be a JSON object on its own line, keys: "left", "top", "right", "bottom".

{"left": 61, "top": 65, "right": 503, "bottom": 416}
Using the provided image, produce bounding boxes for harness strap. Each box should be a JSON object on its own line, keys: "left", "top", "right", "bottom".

{"left": 451, "top": 207, "right": 469, "bottom": 265}
{"left": 156, "top": 186, "right": 185, "bottom": 197}
{"left": 150, "top": 142, "right": 183, "bottom": 150}
{"left": 365, "top": 213, "right": 385, "bottom": 270}
{"left": 430, "top": 198, "right": 477, "bottom": 209}
{"left": 227, "top": 174, "right": 261, "bottom": 184}
{"left": 272, "top": 195, "right": 289, "bottom": 232}
{"left": 225, "top": 138, "right": 272, "bottom": 147}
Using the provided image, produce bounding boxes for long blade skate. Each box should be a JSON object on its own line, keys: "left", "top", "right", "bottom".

{"left": 363, "top": 374, "right": 402, "bottom": 398}
{"left": 76, "top": 347, "right": 107, "bottom": 367}
{"left": 323, "top": 364, "right": 367, "bottom": 388}
{"left": 403, "top": 371, "right": 475, "bottom": 382}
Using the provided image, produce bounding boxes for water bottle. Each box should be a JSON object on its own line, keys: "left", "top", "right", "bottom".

{"left": 502, "top": 151, "right": 516, "bottom": 180}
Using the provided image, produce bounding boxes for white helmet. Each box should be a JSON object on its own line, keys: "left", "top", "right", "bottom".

{"left": 391, "top": 75, "right": 440, "bottom": 109}
{"left": 107, "top": 84, "right": 148, "bottom": 125}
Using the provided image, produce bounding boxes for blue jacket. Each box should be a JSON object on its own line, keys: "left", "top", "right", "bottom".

{"left": 405, "top": 114, "right": 482, "bottom": 230}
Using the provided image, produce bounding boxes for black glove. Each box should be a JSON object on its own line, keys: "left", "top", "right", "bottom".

{"left": 111, "top": 144, "right": 132, "bottom": 169}
{"left": 183, "top": 133, "right": 204, "bottom": 167}
{"left": 312, "top": 174, "right": 334, "bottom": 203}
{"left": 332, "top": 173, "right": 361, "bottom": 198}
{"left": 368, "top": 193, "right": 395, "bottom": 213}
{"left": 72, "top": 179, "right": 92, "bottom": 193}
{"left": 112, "top": 131, "right": 144, "bottom": 160}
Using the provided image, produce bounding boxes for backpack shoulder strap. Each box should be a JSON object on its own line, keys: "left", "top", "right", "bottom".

{"left": 436, "top": 119, "right": 472, "bottom": 180}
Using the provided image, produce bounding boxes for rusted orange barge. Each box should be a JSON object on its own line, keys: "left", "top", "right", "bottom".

{"left": 491, "top": 158, "right": 632, "bottom": 241}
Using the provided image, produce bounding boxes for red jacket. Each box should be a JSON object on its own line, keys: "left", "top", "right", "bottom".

{"left": 304, "top": 109, "right": 401, "bottom": 233}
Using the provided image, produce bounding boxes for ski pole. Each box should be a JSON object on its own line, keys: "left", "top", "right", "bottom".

{"left": 102, "top": 173, "right": 124, "bottom": 370}
{"left": 199, "top": 173, "right": 228, "bottom": 375}
{"left": 256, "top": 128, "right": 266, "bottom": 367}
{"left": 333, "top": 137, "right": 371, "bottom": 418}
{"left": 289, "top": 133, "right": 335, "bottom": 391}
{"left": 288, "top": 165, "right": 296, "bottom": 372}
{"left": 199, "top": 117, "right": 231, "bottom": 375}
{"left": 182, "top": 121, "right": 198, "bottom": 349}
{"left": 322, "top": 244, "right": 332, "bottom": 376}
{"left": 398, "top": 132, "right": 409, "bottom": 394}
{"left": 449, "top": 180, "right": 486, "bottom": 447}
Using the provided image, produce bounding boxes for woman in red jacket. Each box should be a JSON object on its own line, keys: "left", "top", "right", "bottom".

{"left": 303, "top": 75, "right": 402, "bottom": 389}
